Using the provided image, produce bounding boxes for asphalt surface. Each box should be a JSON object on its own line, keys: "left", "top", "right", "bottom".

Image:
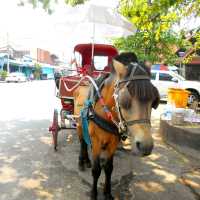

{"left": 0, "top": 80, "right": 200, "bottom": 200}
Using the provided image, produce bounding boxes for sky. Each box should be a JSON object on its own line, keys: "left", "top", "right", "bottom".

{"left": 0, "top": 0, "right": 119, "bottom": 60}
{"left": 0, "top": 0, "right": 199, "bottom": 61}
{"left": 0, "top": 0, "right": 69, "bottom": 58}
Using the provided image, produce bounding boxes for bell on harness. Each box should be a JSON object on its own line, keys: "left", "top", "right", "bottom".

{"left": 118, "top": 122, "right": 128, "bottom": 141}
{"left": 120, "top": 131, "right": 128, "bottom": 141}
{"left": 119, "top": 127, "right": 128, "bottom": 141}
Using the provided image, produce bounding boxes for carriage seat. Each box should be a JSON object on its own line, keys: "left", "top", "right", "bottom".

{"left": 104, "top": 66, "right": 110, "bottom": 72}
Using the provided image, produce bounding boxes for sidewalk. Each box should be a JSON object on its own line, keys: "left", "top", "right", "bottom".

{"left": 119, "top": 106, "right": 200, "bottom": 200}
{"left": 0, "top": 102, "right": 199, "bottom": 200}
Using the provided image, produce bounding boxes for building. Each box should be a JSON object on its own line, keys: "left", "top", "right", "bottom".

{"left": 13, "top": 49, "right": 30, "bottom": 59}
{"left": 176, "top": 28, "right": 200, "bottom": 80}
{"left": 177, "top": 48, "right": 200, "bottom": 81}
{"left": 30, "top": 48, "right": 54, "bottom": 65}
{"left": 0, "top": 46, "right": 57, "bottom": 80}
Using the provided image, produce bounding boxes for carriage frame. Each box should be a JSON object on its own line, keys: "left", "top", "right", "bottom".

{"left": 49, "top": 43, "right": 118, "bottom": 150}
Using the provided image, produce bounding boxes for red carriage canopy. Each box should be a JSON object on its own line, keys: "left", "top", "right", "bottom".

{"left": 74, "top": 43, "right": 118, "bottom": 67}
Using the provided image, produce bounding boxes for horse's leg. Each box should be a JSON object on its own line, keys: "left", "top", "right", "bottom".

{"left": 78, "top": 138, "right": 85, "bottom": 171}
{"left": 91, "top": 157, "right": 101, "bottom": 200}
{"left": 73, "top": 86, "right": 90, "bottom": 170}
{"left": 77, "top": 123, "right": 85, "bottom": 171}
{"left": 103, "top": 156, "right": 114, "bottom": 200}
{"left": 79, "top": 139, "right": 91, "bottom": 171}
{"left": 82, "top": 139, "right": 91, "bottom": 168}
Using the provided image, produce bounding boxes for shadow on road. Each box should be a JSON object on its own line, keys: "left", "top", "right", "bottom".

{"left": 0, "top": 109, "right": 200, "bottom": 200}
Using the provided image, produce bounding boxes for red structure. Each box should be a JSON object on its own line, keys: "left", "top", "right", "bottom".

{"left": 49, "top": 43, "right": 118, "bottom": 150}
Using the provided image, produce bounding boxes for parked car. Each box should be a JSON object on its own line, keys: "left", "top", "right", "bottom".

{"left": 5, "top": 72, "right": 27, "bottom": 83}
{"left": 151, "top": 70, "right": 200, "bottom": 103}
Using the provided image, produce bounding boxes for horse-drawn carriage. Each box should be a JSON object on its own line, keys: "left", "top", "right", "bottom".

{"left": 49, "top": 43, "right": 118, "bottom": 150}
{"left": 49, "top": 43, "right": 160, "bottom": 199}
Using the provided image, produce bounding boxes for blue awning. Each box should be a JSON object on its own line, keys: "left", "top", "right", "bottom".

{"left": 0, "top": 57, "right": 5, "bottom": 69}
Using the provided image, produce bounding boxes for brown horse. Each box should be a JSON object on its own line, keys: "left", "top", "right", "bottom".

{"left": 73, "top": 52, "right": 160, "bottom": 200}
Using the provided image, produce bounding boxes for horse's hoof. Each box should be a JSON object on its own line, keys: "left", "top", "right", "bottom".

{"left": 78, "top": 164, "right": 85, "bottom": 171}
{"left": 85, "top": 159, "right": 92, "bottom": 168}
{"left": 104, "top": 193, "right": 114, "bottom": 200}
{"left": 78, "top": 161, "right": 85, "bottom": 171}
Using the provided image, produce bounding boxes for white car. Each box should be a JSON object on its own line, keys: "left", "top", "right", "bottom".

{"left": 5, "top": 72, "right": 27, "bottom": 83}
{"left": 151, "top": 70, "right": 200, "bottom": 103}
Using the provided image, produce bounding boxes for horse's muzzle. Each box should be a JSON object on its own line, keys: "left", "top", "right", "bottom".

{"left": 137, "top": 141, "right": 154, "bottom": 156}
{"left": 132, "top": 141, "right": 154, "bottom": 157}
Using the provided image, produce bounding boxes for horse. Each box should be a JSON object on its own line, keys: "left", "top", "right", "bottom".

{"left": 73, "top": 52, "right": 160, "bottom": 200}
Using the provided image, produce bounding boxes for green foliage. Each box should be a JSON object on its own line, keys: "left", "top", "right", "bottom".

{"left": 113, "top": 30, "right": 183, "bottom": 64}
{"left": 0, "top": 70, "right": 8, "bottom": 80}
{"left": 18, "top": 0, "right": 58, "bottom": 14}
{"left": 34, "top": 63, "right": 42, "bottom": 80}
{"left": 21, "top": 0, "right": 200, "bottom": 64}
{"left": 113, "top": 0, "right": 185, "bottom": 64}
{"left": 20, "top": 0, "right": 87, "bottom": 11}
{"left": 115, "top": 0, "right": 200, "bottom": 64}
{"left": 180, "top": 0, "right": 200, "bottom": 17}
{"left": 64, "top": 0, "right": 87, "bottom": 7}
{"left": 195, "top": 32, "right": 200, "bottom": 52}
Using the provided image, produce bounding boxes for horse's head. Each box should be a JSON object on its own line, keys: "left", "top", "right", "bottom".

{"left": 112, "top": 53, "right": 160, "bottom": 156}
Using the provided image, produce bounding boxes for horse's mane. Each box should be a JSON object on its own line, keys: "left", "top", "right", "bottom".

{"left": 126, "top": 62, "right": 158, "bottom": 103}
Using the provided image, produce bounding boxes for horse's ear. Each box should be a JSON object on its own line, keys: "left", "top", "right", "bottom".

{"left": 152, "top": 87, "right": 160, "bottom": 109}
{"left": 112, "top": 60, "right": 127, "bottom": 79}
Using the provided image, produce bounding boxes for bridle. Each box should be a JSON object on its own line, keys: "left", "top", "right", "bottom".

{"left": 113, "top": 62, "right": 151, "bottom": 140}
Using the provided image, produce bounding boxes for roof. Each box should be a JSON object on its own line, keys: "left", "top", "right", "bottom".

{"left": 74, "top": 43, "right": 118, "bottom": 57}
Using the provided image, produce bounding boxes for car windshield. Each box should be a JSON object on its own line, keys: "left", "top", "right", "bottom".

{"left": 151, "top": 70, "right": 185, "bottom": 81}
{"left": 170, "top": 71, "right": 185, "bottom": 81}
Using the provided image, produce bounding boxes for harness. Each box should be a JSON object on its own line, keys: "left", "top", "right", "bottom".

{"left": 81, "top": 74, "right": 119, "bottom": 144}
{"left": 113, "top": 62, "right": 151, "bottom": 139}
{"left": 81, "top": 62, "right": 151, "bottom": 143}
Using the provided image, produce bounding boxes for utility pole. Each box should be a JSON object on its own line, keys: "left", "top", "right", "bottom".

{"left": 6, "top": 32, "right": 10, "bottom": 73}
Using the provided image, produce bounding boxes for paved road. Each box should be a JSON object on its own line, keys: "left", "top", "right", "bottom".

{"left": 0, "top": 80, "right": 59, "bottom": 121}
{"left": 0, "top": 81, "right": 199, "bottom": 200}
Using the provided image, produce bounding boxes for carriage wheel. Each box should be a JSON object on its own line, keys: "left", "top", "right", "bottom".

{"left": 49, "top": 109, "right": 60, "bottom": 151}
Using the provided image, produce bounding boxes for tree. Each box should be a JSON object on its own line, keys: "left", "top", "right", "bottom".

{"left": 33, "top": 63, "right": 42, "bottom": 80}
{"left": 64, "top": 0, "right": 87, "bottom": 6}
{"left": 0, "top": 70, "right": 8, "bottom": 81}
{"left": 114, "top": 0, "right": 200, "bottom": 63}
{"left": 112, "top": 0, "right": 186, "bottom": 63}
{"left": 19, "top": 0, "right": 87, "bottom": 12}
{"left": 23, "top": 0, "right": 200, "bottom": 63}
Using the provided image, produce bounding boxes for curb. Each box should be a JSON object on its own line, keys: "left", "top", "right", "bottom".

{"left": 160, "top": 119, "right": 200, "bottom": 160}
